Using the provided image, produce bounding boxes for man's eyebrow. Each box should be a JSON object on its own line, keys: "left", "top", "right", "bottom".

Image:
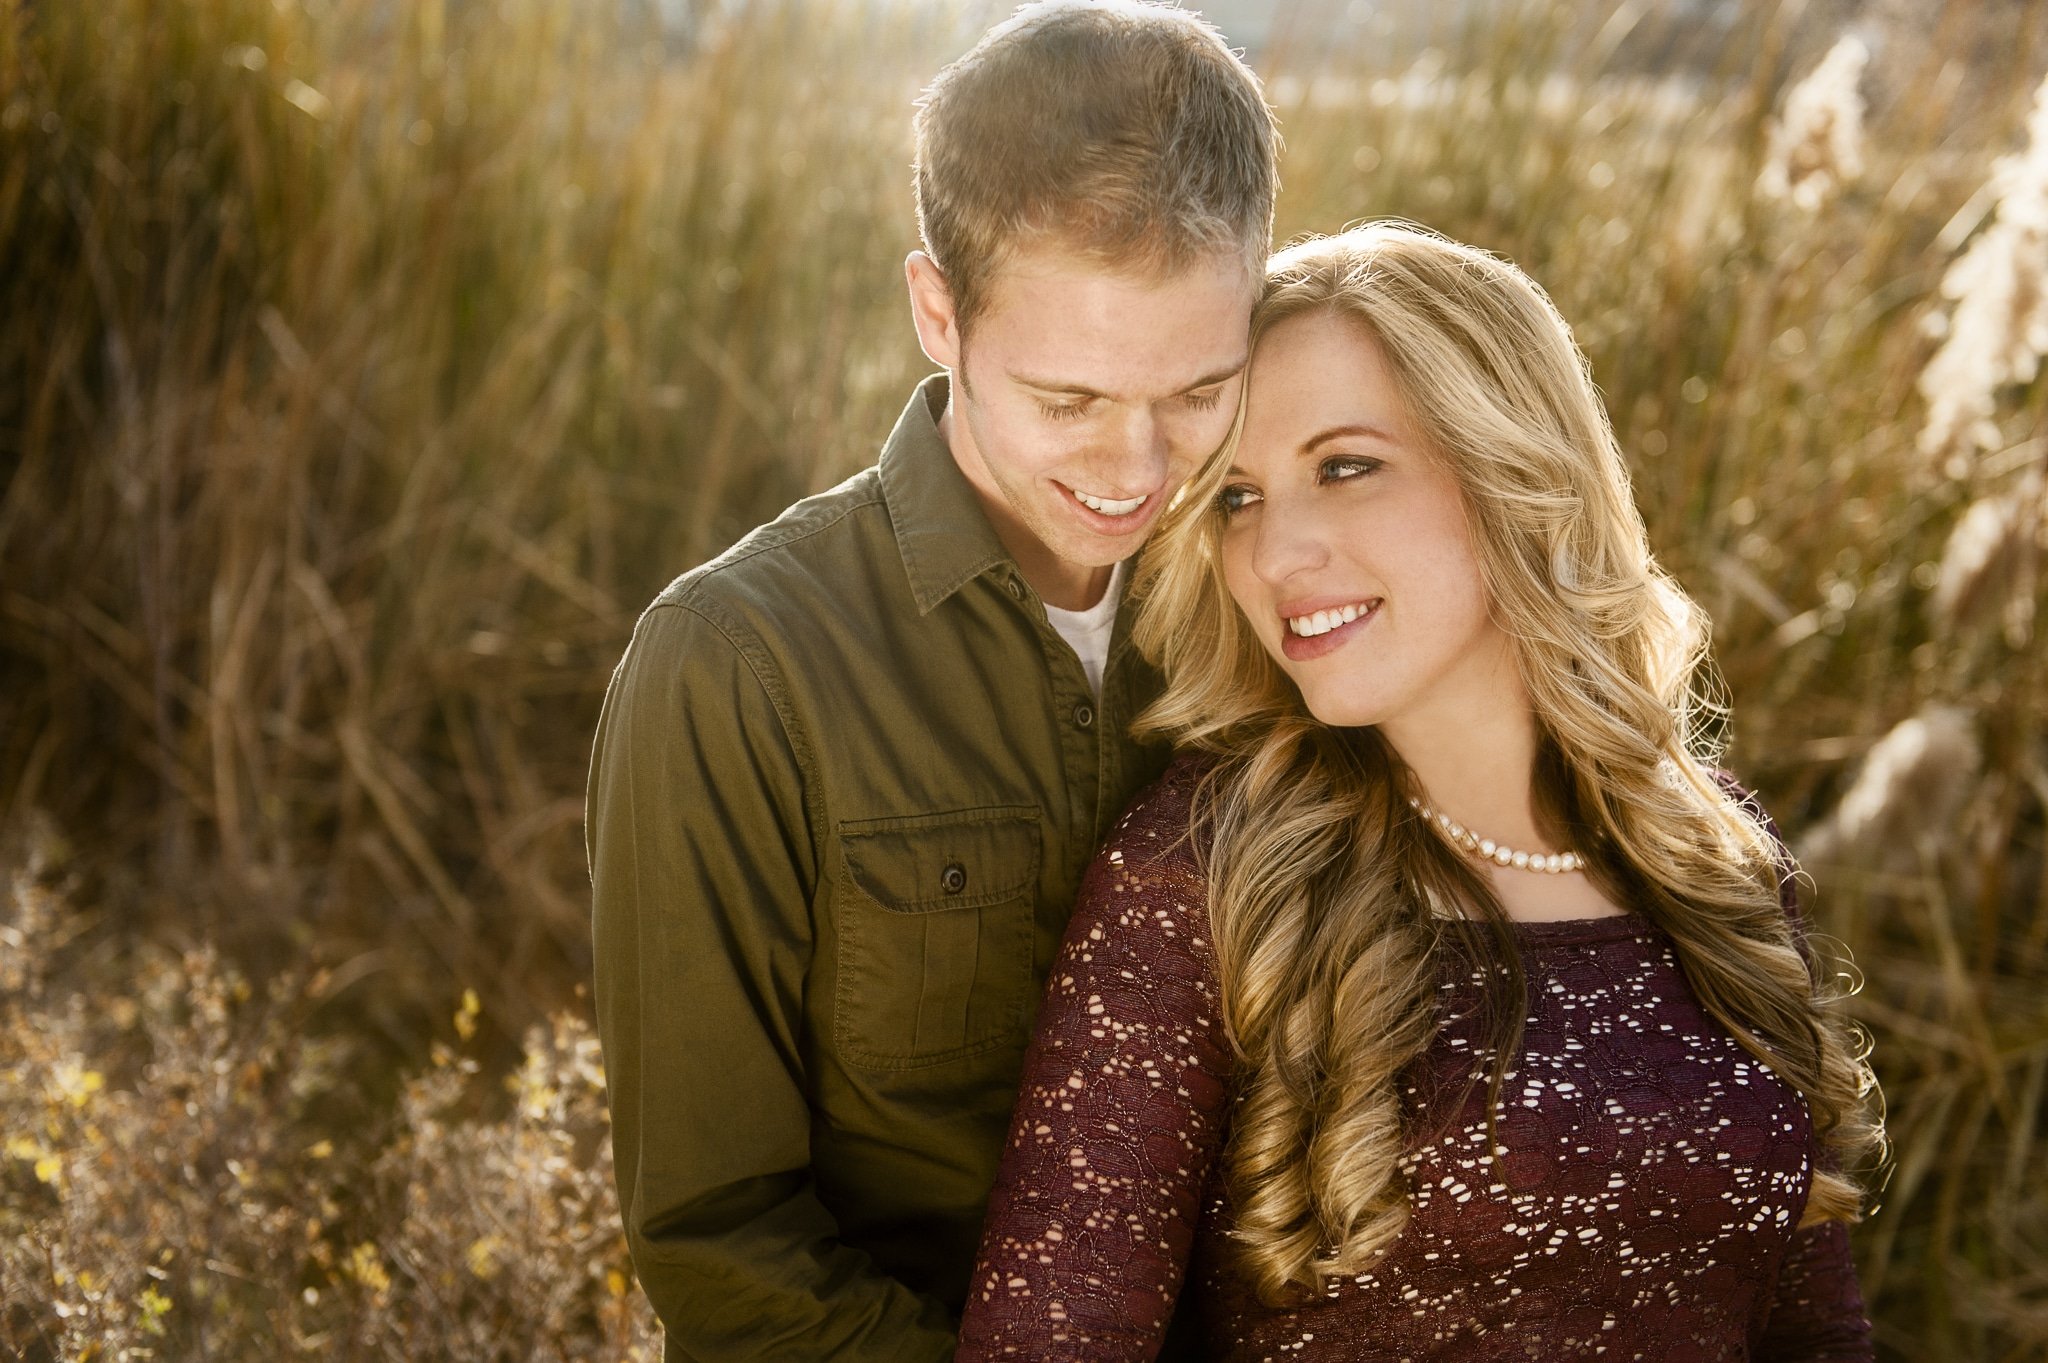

{"left": 1177, "top": 360, "right": 1249, "bottom": 393}
{"left": 1008, "top": 359, "right": 1248, "bottom": 401}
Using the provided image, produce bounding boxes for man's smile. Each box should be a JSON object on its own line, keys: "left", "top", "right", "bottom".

{"left": 1068, "top": 485, "right": 1151, "bottom": 517}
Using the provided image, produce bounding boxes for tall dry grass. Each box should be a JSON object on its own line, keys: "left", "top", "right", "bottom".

{"left": 2, "top": 0, "right": 2046, "bottom": 1357}
{"left": 0, "top": 0, "right": 960, "bottom": 1031}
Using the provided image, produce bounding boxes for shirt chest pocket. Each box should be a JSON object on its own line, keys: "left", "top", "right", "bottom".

{"left": 833, "top": 806, "right": 1041, "bottom": 1070}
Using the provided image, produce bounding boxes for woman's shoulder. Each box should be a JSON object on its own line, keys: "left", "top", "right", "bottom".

{"left": 1105, "top": 749, "right": 1223, "bottom": 875}
{"left": 1705, "top": 765, "right": 1803, "bottom": 918}
{"left": 1708, "top": 765, "right": 1772, "bottom": 825}
{"left": 1064, "top": 751, "right": 1227, "bottom": 999}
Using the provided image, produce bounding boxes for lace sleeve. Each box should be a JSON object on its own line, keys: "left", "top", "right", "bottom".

{"left": 956, "top": 766, "right": 1233, "bottom": 1363}
{"left": 1755, "top": 1219, "right": 1874, "bottom": 1361}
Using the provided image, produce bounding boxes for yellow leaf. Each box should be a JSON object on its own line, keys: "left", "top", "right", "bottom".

{"left": 346, "top": 1242, "right": 391, "bottom": 1294}
{"left": 454, "top": 988, "right": 480, "bottom": 1041}
{"left": 33, "top": 1154, "right": 61, "bottom": 1184}
{"left": 137, "top": 1285, "right": 172, "bottom": 1336}
{"left": 306, "top": 1139, "right": 334, "bottom": 1160}
{"left": 606, "top": 1269, "right": 628, "bottom": 1298}
{"left": 52, "top": 1063, "right": 103, "bottom": 1108}
{"left": 465, "top": 1235, "right": 503, "bottom": 1280}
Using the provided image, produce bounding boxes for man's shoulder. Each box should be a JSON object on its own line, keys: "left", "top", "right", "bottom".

{"left": 645, "top": 466, "right": 895, "bottom": 630}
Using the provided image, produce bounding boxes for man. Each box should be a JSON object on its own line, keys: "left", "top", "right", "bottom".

{"left": 588, "top": 4, "right": 1278, "bottom": 1357}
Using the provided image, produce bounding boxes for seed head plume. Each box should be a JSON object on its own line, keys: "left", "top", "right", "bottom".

{"left": 1757, "top": 36, "right": 1869, "bottom": 212}
{"left": 1930, "top": 470, "right": 2046, "bottom": 645}
{"left": 1919, "top": 71, "right": 2048, "bottom": 471}
{"left": 1798, "top": 706, "right": 1980, "bottom": 873}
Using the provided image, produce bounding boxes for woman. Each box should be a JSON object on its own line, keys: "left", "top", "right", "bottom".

{"left": 955, "top": 223, "right": 1883, "bottom": 1361}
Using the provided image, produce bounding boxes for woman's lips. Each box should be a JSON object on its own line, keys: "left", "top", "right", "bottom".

{"left": 1280, "top": 599, "right": 1380, "bottom": 661}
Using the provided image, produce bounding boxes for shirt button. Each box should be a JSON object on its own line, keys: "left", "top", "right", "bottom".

{"left": 1072, "top": 702, "right": 1094, "bottom": 729}
{"left": 1004, "top": 578, "right": 1024, "bottom": 600}
{"left": 940, "top": 862, "right": 968, "bottom": 895}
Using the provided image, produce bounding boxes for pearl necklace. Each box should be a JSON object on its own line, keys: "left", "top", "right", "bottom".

{"left": 1406, "top": 796, "right": 1584, "bottom": 874}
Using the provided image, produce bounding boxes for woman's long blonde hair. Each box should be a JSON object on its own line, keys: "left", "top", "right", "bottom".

{"left": 1131, "top": 222, "right": 1882, "bottom": 1305}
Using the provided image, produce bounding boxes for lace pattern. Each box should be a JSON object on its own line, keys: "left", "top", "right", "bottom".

{"left": 959, "top": 757, "right": 1872, "bottom": 1363}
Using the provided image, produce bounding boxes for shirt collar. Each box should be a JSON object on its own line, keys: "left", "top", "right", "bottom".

{"left": 878, "top": 373, "right": 1015, "bottom": 615}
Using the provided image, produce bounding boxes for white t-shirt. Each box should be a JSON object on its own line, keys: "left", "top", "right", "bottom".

{"left": 1042, "top": 561, "right": 1127, "bottom": 700}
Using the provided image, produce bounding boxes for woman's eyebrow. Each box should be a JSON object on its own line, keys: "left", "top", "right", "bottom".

{"left": 1227, "top": 422, "right": 1400, "bottom": 476}
{"left": 1302, "top": 423, "right": 1396, "bottom": 453}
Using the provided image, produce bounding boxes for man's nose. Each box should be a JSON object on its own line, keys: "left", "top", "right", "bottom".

{"left": 1100, "top": 406, "right": 1169, "bottom": 492}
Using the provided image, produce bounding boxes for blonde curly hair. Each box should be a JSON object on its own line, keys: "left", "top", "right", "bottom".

{"left": 1131, "top": 222, "right": 1883, "bottom": 1305}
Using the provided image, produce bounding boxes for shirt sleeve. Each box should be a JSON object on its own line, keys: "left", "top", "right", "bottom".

{"left": 1756, "top": 1219, "right": 1874, "bottom": 1362}
{"left": 955, "top": 774, "right": 1232, "bottom": 1363}
{"left": 588, "top": 601, "right": 956, "bottom": 1362}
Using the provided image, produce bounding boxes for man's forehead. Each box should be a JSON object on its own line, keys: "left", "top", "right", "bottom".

{"left": 972, "top": 242, "right": 1257, "bottom": 396}
{"left": 984, "top": 234, "right": 1258, "bottom": 297}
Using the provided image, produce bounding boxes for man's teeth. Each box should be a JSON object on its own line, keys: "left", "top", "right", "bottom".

{"left": 1072, "top": 487, "right": 1148, "bottom": 517}
{"left": 1286, "top": 602, "right": 1372, "bottom": 637}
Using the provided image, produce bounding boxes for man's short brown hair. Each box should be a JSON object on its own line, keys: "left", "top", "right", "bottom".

{"left": 913, "top": 1, "right": 1279, "bottom": 333}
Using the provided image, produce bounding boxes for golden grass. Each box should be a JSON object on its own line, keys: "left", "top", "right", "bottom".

{"left": 2, "top": 0, "right": 2045, "bottom": 1357}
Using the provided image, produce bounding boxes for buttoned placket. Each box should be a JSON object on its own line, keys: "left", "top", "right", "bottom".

{"left": 993, "top": 567, "right": 1129, "bottom": 851}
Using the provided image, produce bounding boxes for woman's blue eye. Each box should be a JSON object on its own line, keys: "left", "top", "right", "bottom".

{"left": 1318, "top": 455, "right": 1381, "bottom": 483}
{"left": 1215, "top": 484, "right": 1261, "bottom": 515}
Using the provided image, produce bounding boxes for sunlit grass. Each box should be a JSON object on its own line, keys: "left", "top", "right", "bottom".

{"left": 2, "top": 0, "right": 2045, "bottom": 1357}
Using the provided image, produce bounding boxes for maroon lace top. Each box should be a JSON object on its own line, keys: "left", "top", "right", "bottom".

{"left": 958, "top": 757, "right": 1872, "bottom": 1362}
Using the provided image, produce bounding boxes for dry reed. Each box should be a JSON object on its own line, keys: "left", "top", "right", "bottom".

{"left": 2, "top": 0, "right": 2046, "bottom": 1357}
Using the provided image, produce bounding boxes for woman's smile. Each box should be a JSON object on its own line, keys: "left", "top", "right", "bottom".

{"left": 1279, "top": 596, "right": 1381, "bottom": 659}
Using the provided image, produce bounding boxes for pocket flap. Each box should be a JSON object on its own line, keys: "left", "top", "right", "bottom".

{"left": 840, "top": 806, "right": 1041, "bottom": 913}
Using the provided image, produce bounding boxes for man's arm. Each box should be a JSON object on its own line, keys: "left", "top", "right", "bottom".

{"left": 589, "top": 600, "right": 957, "bottom": 1361}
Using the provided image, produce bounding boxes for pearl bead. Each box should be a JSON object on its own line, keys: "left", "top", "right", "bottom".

{"left": 1407, "top": 795, "right": 1585, "bottom": 875}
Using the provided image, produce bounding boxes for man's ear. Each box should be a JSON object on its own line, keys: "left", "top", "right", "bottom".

{"left": 905, "top": 250, "right": 963, "bottom": 371}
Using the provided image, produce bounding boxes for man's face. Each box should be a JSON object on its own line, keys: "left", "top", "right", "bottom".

{"left": 916, "top": 242, "right": 1257, "bottom": 592}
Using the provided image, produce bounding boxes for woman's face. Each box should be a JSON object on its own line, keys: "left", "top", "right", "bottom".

{"left": 1217, "top": 308, "right": 1519, "bottom": 737}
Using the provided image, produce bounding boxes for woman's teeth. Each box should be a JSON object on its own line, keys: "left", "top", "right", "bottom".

{"left": 1286, "top": 602, "right": 1373, "bottom": 637}
{"left": 1072, "top": 487, "right": 1148, "bottom": 517}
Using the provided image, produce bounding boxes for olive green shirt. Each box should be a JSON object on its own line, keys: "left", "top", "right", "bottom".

{"left": 588, "top": 376, "right": 1172, "bottom": 1361}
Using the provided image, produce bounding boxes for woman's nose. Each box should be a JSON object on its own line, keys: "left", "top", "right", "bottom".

{"left": 1250, "top": 494, "right": 1331, "bottom": 585}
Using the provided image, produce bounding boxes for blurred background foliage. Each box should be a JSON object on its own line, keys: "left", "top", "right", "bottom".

{"left": 2, "top": 0, "right": 2046, "bottom": 1357}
